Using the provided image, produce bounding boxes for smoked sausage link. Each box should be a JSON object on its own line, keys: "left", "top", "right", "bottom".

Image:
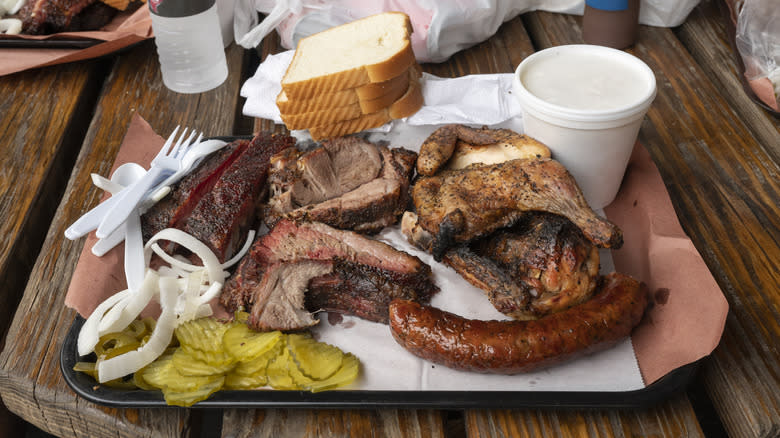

{"left": 388, "top": 272, "right": 649, "bottom": 374}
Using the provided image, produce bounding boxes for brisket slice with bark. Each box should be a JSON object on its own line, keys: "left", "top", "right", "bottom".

{"left": 141, "top": 132, "right": 296, "bottom": 262}
{"left": 265, "top": 136, "right": 417, "bottom": 233}
{"left": 220, "top": 219, "right": 439, "bottom": 331}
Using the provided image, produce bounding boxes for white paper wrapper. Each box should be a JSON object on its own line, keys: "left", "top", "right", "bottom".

{"left": 240, "top": 53, "right": 645, "bottom": 392}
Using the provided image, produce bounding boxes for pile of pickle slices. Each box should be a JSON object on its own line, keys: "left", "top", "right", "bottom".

{"left": 75, "top": 314, "right": 359, "bottom": 406}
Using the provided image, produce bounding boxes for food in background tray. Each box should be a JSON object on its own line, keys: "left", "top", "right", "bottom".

{"left": 1, "top": 0, "right": 144, "bottom": 35}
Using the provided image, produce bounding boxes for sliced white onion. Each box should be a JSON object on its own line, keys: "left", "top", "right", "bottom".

{"left": 222, "top": 229, "right": 256, "bottom": 269}
{"left": 145, "top": 228, "right": 225, "bottom": 285}
{"left": 98, "top": 270, "right": 160, "bottom": 333}
{"left": 97, "top": 281, "right": 179, "bottom": 382}
{"left": 78, "top": 227, "right": 232, "bottom": 382}
{"left": 1, "top": 0, "right": 25, "bottom": 15}
{"left": 0, "top": 18, "right": 21, "bottom": 34}
{"left": 77, "top": 289, "right": 133, "bottom": 356}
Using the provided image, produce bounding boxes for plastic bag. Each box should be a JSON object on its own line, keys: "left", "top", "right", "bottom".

{"left": 734, "top": 0, "right": 779, "bottom": 111}
{"left": 234, "top": 0, "right": 700, "bottom": 63}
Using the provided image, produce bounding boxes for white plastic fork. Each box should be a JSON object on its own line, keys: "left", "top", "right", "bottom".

{"left": 95, "top": 126, "right": 199, "bottom": 239}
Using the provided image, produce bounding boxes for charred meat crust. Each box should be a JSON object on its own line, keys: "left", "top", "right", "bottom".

{"left": 141, "top": 139, "right": 248, "bottom": 242}
{"left": 411, "top": 158, "right": 623, "bottom": 260}
{"left": 183, "top": 132, "right": 294, "bottom": 261}
{"left": 474, "top": 213, "right": 600, "bottom": 318}
{"left": 388, "top": 272, "right": 649, "bottom": 374}
{"left": 441, "top": 246, "right": 532, "bottom": 318}
{"left": 307, "top": 258, "right": 438, "bottom": 324}
{"left": 141, "top": 132, "right": 296, "bottom": 263}
{"left": 221, "top": 220, "right": 439, "bottom": 331}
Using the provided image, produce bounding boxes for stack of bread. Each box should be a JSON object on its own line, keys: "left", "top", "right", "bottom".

{"left": 277, "top": 12, "right": 424, "bottom": 141}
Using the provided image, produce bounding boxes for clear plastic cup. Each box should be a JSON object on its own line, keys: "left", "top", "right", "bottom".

{"left": 513, "top": 44, "right": 656, "bottom": 209}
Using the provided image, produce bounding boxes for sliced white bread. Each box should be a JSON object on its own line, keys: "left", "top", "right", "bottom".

{"left": 280, "top": 12, "right": 416, "bottom": 99}
{"left": 277, "top": 65, "right": 421, "bottom": 115}
{"left": 308, "top": 78, "right": 423, "bottom": 141}
{"left": 280, "top": 69, "right": 421, "bottom": 130}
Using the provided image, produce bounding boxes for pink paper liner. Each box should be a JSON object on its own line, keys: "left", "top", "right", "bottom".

{"left": 0, "top": 7, "right": 152, "bottom": 77}
{"left": 605, "top": 143, "right": 728, "bottom": 385}
{"left": 64, "top": 116, "right": 729, "bottom": 387}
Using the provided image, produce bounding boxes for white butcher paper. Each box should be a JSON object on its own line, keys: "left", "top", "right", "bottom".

{"left": 241, "top": 53, "right": 646, "bottom": 392}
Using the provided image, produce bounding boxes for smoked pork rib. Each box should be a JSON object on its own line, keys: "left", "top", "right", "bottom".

{"left": 220, "top": 219, "right": 438, "bottom": 331}
{"left": 20, "top": 0, "right": 117, "bottom": 34}
{"left": 409, "top": 158, "right": 623, "bottom": 259}
{"left": 141, "top": 132, "right": 295, "bottom": 262}
{"left": 265, "top": 137, "right": 417, "bottom": 233}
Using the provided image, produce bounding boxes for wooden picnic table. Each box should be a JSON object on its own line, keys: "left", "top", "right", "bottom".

{"left": 0, "top": 0, "right": 778, "bottom": 436}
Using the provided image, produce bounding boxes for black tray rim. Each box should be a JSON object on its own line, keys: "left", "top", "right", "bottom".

{"left": 61, "top": 316, "right": 698, "bottom": 409}
{"left": 0, "top": 36, "right": 104, "bottom": 49}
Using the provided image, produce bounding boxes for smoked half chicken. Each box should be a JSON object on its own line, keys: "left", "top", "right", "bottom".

{"left": 443, "top": 212, "right": 600, "bottom": 320}
{"left": 405, "top": 157, "right": 623, "bottom": 260}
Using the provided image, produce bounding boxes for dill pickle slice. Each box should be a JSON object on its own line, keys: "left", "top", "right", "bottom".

{"left": 287, "top": 334, "right": 343, "bottom": 380}
{"left": 75, "top": 360, "right": 138, "bottom": 389}
{"left": 180, "top": 345, "right": 235, "bottom": 368}
{"left": 139, "top": 351, "right": 176, "bottom": 389}
{"left": 141, "top": 352, "right": 222, "bottom": 392}
{"left": 98, "top": 342, "right": 143, "bottom": 361}
{"left": 223, "top": 323, "right": 282, "bottom": 362}
{"left": 233, "top": 342, "right": 283, "bottom": 377}
{"left": 266, "top": 347, "right": 299, "bottom": 390}
{"left": 175, "top": 317, "right": 231, "bottom": 352}
{"left": 125, "top": 319, "right": 149, "bottom": 340}
{"left": 233, "top": 311, "right": 250, "bottom": 324}
{"left": 308, "top": 353, "right": 360, "bottom": 393}
{"left": 287, "top": 353, "right": 315, "bottom": 388}
{"left": 172, "top": 347, "right": 235, "bottom": 377}
{"left": 73, "top": 361, "right": 98, "bottom": 380}
{"left": 163, "top": 375, "right": 225, "bottom": 407}
{"left": 224, "top": 371, "right": 267, "bottom": 390}
{"left": 94, "top": 332, "right": 139, "bottom": 357}
{"left": 132, "top": 368, "right": 158, "bottom": 391}
{"left": 102, "top": 377, "right": 138, "bottom": 390}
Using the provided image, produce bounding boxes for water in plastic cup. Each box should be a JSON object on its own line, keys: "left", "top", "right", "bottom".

{"left": 513, "top": 44, "right": 656, "bottom": 209}
{"left": 150, "top": 0, "right": 228, "bottom": 94}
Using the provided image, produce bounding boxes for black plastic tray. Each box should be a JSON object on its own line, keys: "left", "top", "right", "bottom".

{"left": 0, "top": 36, "right": 103, "bottom": 49}
{"left": 61, "top": 316, "right": 698, "bottom": 409}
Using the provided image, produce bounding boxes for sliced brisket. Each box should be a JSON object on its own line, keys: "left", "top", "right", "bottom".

{"left": 221, "top": 219, "right": 438, "bottom": 331}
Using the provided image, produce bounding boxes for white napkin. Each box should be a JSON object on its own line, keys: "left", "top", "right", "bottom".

{"left": 239, "top": 54, "right": 645, "bottom": 392}
{"left": 240, "top": 50, "right": 523, "bottom": 130}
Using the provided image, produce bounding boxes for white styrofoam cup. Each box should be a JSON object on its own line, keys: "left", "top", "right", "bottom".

{"left": 513, "top": 44, "right": 657, "bottom": 209}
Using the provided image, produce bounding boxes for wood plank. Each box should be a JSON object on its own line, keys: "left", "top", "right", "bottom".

{"left": 525, "top": 5, "right": 780, "bottom": 438}
{"left": 221, "top": 409, "right": 446, "bottom": 438}
{"left": 0, "top": 58, "right": 107, "bottom": 438}
{"left": 0, "top": 41, "right": 250, "bottom": 438}
{"left": 466, "top": 393, "right": 703, "bottom": 437}
{"left": 674, "top": 0, "right": 779, "bottom": 162}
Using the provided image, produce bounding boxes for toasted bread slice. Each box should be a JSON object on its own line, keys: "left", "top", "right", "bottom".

{"left": 308, "top": 79, "right": 423, "bottom": 140}
{"left": 280, "top": 69, "right": 421, "bottom": 130}
{"left": 277, "top": 65, "right": 421, "bottom": 115}
{"left": 280, "top": 12, "right": 416, "bottom": 99}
